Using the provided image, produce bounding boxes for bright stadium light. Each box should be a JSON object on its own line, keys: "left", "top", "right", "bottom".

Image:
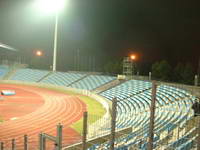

{"left": 36, "top": 50, "right": 43, "bottom": 56}
{"left": 35, "top": 0, "right": 67, "bottom": 71}
{"left": 35, "top": 0, "right": 65, "bottom": 14}
{"left": 130, "top": 54, "right": 136, "bottom": 61}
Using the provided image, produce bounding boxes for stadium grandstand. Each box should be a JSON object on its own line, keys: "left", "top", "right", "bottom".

{"left": 0, "top": 42, "right": 18, "bottom": 63}
{"left": 0, "top": 63, "right": 199, "bottom": 150}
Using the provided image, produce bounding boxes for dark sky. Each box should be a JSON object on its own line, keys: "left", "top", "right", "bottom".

{"left": 0, "top": 0, "right": 200, "bottom": 71}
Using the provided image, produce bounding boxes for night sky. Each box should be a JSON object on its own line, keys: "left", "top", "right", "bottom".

{"left": 0, "top": 0, "right": 200, "bottom": 72}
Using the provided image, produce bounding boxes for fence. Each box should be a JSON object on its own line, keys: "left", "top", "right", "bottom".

{"left": 0, "top": 81, "right": 199, "bottom": 150}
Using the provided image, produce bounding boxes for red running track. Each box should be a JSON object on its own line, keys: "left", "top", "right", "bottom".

{"left": 0, "top": 84, "right": 86, "bottom": 150}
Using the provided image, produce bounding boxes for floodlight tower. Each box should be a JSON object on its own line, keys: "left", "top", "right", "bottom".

{"left": 123, "top": 54, "right": 136, "bottom": 77}
{"left": 130, "top": 54, "right": 136, "bottom": 75}
{"left": 123, "top": 57, "right": 132, "bottom": 76}
{"left": 35, "top": 0, "right": 66, "bottom": 71}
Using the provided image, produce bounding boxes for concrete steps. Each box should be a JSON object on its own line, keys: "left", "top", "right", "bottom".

{"left": 37, "top": 71, "right": 53, "bottom": 82}
{"left": 93, "top": 79, "right": 127, "bottom": 94}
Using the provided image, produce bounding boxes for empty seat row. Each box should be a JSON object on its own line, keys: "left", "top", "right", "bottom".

{"left": 0, "top": 65, "right": 9, "bottom": 79}
{"left": 10, "top": 68, "right": 49, "bottom": 82}
{"left": 40, "top": 71, "right": 85, "bottom": 86}
{"left": 70, "top": 75, "right": 115, "bottom": 90}
{"left": 100, "top": 80, "right": 152, "bottom": 100}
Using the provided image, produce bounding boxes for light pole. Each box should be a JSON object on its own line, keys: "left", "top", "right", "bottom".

{"left": 35, "top": 0, "right": 65, "bottom": 71}
{"left": 53, "top": 13, "right": 58, "bottom": 71}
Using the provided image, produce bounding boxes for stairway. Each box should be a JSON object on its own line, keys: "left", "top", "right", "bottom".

{"left": 67, "top": 74, "right": 89, "bottom": 87}
{"left": 37, "top": 71, "right": 53, "bottom": 82}
{"left": 93, "top": 79, "right": 127, "bottom": 94}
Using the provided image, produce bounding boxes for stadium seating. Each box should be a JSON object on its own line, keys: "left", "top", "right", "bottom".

{"left": 0, "top": 65, "right": 9, "bottom": 79}
{"left": 70, "top": 75, "right": 116, "bottom": 90}
{"left": 87, "top": 99, "right": 193, "bottom": 150}
{"left": 100, "top": 80, "right": 152, "bottom": 100}
{"left": 40, "top": 71, "right": 86, "bottom": 86}
{"left": 167, "top": 127, "right": 197, "bottom": 150}
{"left": 0, "top": 66, "right": 197, "bottom": 150}
{"left": 10, "top": 68, "right": 49, "bottom": 82}
{"left": 88, "top": 80, "right": 195, "bottom": 150}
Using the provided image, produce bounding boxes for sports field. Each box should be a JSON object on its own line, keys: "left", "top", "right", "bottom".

{"left": 0, "top": 83, "right": 106, "bottom": 149}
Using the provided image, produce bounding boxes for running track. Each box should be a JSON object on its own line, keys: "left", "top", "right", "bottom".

{"left": 0, "top": 84, "right": 86, "bottom": 150}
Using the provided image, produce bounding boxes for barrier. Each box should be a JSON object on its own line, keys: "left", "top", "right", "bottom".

{"left": 0, "top": 80, "right": 198, "bottom": 150}
{"left": 39, "top": 123, "right": 63, "bottom": 150}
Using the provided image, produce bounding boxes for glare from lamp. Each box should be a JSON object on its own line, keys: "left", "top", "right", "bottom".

{"left": 36, "top": 50, "right": 43, "bottom": 56}
{"left": 35, "top": 0, "right": 66, "bottom": 14}
{"left": 130, "top": 55, "right": 136, "bottom": 60}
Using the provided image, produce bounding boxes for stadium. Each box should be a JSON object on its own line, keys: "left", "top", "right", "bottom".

{"left": 0, "top": 1, "right": 200, "bottom": 149}
{"left": 0, "top": 58, "right": 200, "bottom": 150}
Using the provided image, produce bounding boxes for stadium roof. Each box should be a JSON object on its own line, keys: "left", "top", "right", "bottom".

{"left": 0, "top": 42, "right": 18, "bottom": 52}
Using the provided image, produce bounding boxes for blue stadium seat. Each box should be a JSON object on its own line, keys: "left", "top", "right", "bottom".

{"left": 70, "top": 75, "right": 116, "bottom": 90}
{"left": 40, "top": 71, "right": 86, "bottom": 86}
{"left": 10, "top": 68, "right": 49, "bottom": 82}
{"left": 0, "top": 65, "right": 9, "bottom": 79}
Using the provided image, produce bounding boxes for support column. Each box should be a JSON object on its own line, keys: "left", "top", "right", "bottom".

{"left": 110, "top": 98, "right": 117, "bottom": 150}
{"left": 24, "top": 134, "right": 28, "bottom": 150}
{"left": 39, "top": 133, "right": 45, "bottom": 150}
{"left": 149, "top": 72, "right": 152, "bottom": 80}
{"left": 195, "top": 75, "right": 198, "bottom": 86}
{"left": 0, "top": 142, "right": 3, "bottom": 150}
{"left": 197, "top": 116, "right": 200, "bottom": 150}
{"left": 82, "top": 112, "right": 88, "bottom": 150}
{"left": 148, "top": 81, "right": 157, "bottom": 150}
{"left": 11, "top": 139, "right": 15, "bottom": 150}
{"left": 56, "top": 123, "right": 63, "bottom": 150}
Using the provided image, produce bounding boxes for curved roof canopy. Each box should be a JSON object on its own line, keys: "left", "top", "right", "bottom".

{"left": 0, "top": 43, "right": 18, "bottom": 52}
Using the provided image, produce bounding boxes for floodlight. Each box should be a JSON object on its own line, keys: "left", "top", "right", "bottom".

{"left": 130, "top": 55, "right": 136, "bottom": 60}
{"left": 34, "top": 0, "right": 66, "bottom": 71}
{"left": 35, "top": 0, "right": 65, "bottom": 14}
{"left": 36, "top": 50, "right": 43, "bottom": 56}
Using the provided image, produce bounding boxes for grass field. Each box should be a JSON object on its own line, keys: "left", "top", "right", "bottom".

{"left": 70, "top": 95, "right": 106, "bottom": 134}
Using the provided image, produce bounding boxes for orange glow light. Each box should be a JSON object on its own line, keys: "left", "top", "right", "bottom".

{"left": 130, "top": 55, "right": 136, "bottom": 60}
{"left": 36, "top": 50, "right": 42, "bottom": 56}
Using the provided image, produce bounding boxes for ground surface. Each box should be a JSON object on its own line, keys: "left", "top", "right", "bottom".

{"left": 0, "top": 84, "right": 86, "bottom": 150}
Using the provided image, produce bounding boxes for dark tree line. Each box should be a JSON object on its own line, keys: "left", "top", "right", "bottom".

{"left": 152, "top": 60, "right": 195, "bottom": 85}
{"left": 103, "top": 60, "right": 123, "bottom": 75}
{"left": 103, "top": 59, "right": 196, "bottom": 85}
